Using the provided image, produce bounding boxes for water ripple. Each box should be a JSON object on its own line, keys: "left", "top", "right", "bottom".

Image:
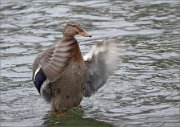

{"left": 1, "top": 0, "right": 180, "bottom": 127}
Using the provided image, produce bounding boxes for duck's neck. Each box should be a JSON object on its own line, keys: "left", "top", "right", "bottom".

{"left": 61, "top": 35, "right": 82, "bottom": 59}
{"left": 62, "top": 35, "right": 76, "bottom": 42}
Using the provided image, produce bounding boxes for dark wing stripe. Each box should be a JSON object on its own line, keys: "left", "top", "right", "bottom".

{"left": 60, "top": 40, "right": 75, "bottom": 47}
{"left": 34, "top": 68, "right": 47, "bottom": 93}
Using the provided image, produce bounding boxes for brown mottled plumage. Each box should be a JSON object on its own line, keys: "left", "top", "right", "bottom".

{"left": 32, "top": 21, "right": 119, "bottom": 114}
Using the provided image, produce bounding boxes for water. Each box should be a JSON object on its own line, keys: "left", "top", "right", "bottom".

{"left": 1, "top": 0, "right": 180, "bottom": 127}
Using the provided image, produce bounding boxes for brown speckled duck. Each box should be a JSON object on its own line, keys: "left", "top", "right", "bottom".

{"left": 32, "top": 21, "right": 119, "bottom": 114}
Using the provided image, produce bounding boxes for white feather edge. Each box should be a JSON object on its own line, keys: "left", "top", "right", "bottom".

{"left": 83, "top": 45, "right": 106, "bottom": 61}
{"left": 34, "top": 65, "right": 50, "bottom": 95}
{"left": 33, "top": 66, "right": 41, "bottom": 81}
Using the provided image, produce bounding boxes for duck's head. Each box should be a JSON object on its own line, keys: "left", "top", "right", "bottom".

{"left": 63, "top": 21, "right": 92, "bottom": 38}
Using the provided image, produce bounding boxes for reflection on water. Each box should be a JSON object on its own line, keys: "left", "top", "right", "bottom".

{"left": 43, "top": 108, "right": 112, "bottom": 127}
{"left": 1, "top": 0, "right": 180, "bottom": 127}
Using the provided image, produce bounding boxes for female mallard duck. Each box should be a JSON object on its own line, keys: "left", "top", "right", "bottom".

{"left": 32, "top": 21, "right": 119, "bottom": 114}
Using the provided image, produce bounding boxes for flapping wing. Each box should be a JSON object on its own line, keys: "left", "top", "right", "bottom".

{"left": 33, "top": 41, "right": 74, "bottom": 82}
{"left": 32, "top": 46, "right": 54, "bottom": 97}
{"left": 32, "top": 46, "right": 54, "bottom": 80}
{"left": 83, "top": 39, "right": 120, "bottom": 97}
{"left": 41, "top": 41, "right": 74, "bottom": 81}
{"left": 32, "top": 41, "right": 74, "bottom": 101}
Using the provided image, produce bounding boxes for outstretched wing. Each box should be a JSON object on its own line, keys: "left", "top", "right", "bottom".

{"left": 32, "top": 46, "right": 54, "bottom": 80}
{"left": 83, "top": 38, "right": 120, "bottom": 97}
{"left": 33, "top": 41, "right": 74, "bottom": 81}
{"left": 40, "top": 41, "right": 74, "bottom": 81}
{"left": 32, "top": 41, "right": 74, "bottom": 99}
{"left": 32, "top": 46, "right": 54, "bottom": 102}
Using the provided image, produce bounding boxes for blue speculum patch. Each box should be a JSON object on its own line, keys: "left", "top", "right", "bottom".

{"left": 34, "top": 68, "right": 47, "bottom": 93}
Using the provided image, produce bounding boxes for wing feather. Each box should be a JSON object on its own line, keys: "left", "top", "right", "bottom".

{"left": 32, "top": 40, "right": 74, "bottom": 82}
{"left": 41, "top": 41, "right": 74, "bottom": 81}
{"left": 83, "top": 38, "right": 121, "bottom": 97}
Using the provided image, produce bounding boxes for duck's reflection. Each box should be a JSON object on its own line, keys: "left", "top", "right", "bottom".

{"left": 42, "top": 107, "right": 112, "bottom": 127}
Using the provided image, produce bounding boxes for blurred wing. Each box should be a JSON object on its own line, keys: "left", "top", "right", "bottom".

{"left": 32, "top": 46, "right": 54, "bottom": 96}
{"left": 41, "top": 41, "right": 74, "bottom": 81}
{"left": 33, "top": 41, "right": 74, "bottom": 82}
{"left": 32, "top": 46, "right": 54, "bottom": 80}
{"left": 83, "top": 38, "right": 120, "bottom": 97}
{"left": 32, "top": 41, "right": 74, "bottom": 101}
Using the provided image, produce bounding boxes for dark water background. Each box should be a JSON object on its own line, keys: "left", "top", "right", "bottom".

{"left": 1, "top": 0, "right": 180, "bottom": 127}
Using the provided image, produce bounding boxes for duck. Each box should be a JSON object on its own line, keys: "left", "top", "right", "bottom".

{"left": 32, "top": 21, "right": 119, "bottom": 114}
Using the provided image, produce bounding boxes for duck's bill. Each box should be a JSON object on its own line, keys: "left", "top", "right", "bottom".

{"left": 79, "top": 31, "right": 92, "bottom": 37}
